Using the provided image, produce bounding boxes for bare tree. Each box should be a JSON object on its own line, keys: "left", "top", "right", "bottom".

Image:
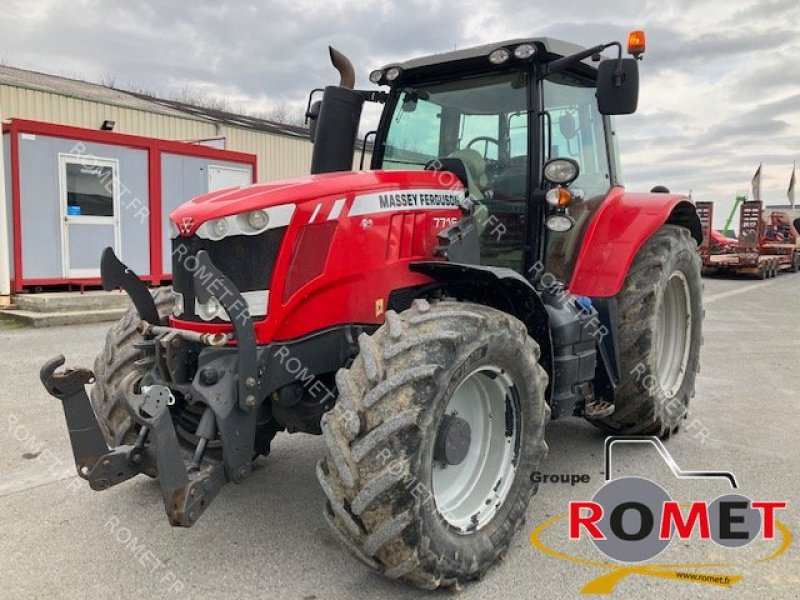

{"left": 257, "top": 102, "right": 306, "bottom": 126}
{"left": 170, "top": 85, "right": 233, "bottom": 113}
{"left": 99, "top": 72, "right": 117, "bottom": 89}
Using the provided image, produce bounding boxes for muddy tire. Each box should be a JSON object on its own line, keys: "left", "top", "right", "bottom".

{"left": 318, "top": 299, "right": 549, "bottom": 589}
{"left": 592, "top": 225, "right": 702, "bottom": 436}
{"left": 90, "top": 287, "right": 174, "bottom": 446}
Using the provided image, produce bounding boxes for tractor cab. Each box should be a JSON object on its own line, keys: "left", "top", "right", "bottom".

{"left": 308, "top": 36, "right": 642, "bottom": 280}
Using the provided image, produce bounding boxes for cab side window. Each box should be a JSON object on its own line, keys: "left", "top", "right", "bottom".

{"left": 543, "top": 74, "right": 610, "bottom": 199}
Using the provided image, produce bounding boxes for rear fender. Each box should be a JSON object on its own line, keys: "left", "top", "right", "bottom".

{"left": 568, "top": 188, "right": 701, "bottom": 298}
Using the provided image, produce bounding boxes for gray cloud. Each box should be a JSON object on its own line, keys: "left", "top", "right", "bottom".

{"left": 0, "top": 0, "right": 798, "bottom": 210}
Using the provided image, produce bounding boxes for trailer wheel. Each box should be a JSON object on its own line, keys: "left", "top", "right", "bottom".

{"left": 791, "top": 252, "right": 799, "bottom": 273}
{"left": 591, "top": 225, "right": 702, "bottom": 437}
{"left": 318, "top": 299, "right": 549, "bottom": 589}
{"left": 758, "top": 263, "right": 768, "bottom": 280}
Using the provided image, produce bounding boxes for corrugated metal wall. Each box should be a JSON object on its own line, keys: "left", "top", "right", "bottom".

{"left": 222, "top": 126, "right": 312, "bottom": 181}
{"left": 1, "top": 84, "right": 372, "bottom": 182}
{"left": 0, "top": 85, "right": 215, "bottom": 141}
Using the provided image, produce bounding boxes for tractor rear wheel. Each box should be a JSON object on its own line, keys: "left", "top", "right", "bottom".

{"left": 318, "top": 299, "right": 549, "bottom": 589}
{"left": 592, "top": 225, "right": 702, "bottom": 436}
{"left": 90, "top": 287, "right": 174, "bottom": 446}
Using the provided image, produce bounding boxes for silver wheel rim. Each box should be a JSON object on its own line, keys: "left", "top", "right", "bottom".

{"left": 655, "top": 271, "right": 692, "bottom": 398}
{"left": 431, "top": 366, "right": 520, "bottom": 533}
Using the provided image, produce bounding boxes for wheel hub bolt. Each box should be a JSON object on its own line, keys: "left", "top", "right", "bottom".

{"left": 434, "top": 415, "right": 471, "bottom": 466}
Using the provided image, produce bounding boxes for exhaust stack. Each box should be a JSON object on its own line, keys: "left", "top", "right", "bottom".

{"left": 329, "top": 46, "right": 355, "bottom": 90}
{"left": 309, "top": 46, "right": 364, "bottom": 175}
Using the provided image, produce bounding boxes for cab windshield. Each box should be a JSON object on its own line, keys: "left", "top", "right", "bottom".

{"left": 379, "top": 71, "right": 529, "bottom": 270}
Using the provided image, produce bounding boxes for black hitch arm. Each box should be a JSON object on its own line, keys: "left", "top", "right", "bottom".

{"left": 40, "top": 356, "right": 109, "bottom": 476}
{"left": 100, "top": 247, "right": 160, "bottom": 325}
{"left": 40, "top": 251, "right": 262, "bottom": 527}
{"left": 192, "top": 250, "right": 261, "bottom": 483}
{"left": 40, "top": 356, "right": 224, "bottom": 527}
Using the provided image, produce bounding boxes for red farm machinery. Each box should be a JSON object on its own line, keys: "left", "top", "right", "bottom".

{"left": 41, "top": 31, "right": 704, "bottom": 589}
{"left": 697, "top": 200, "right": 800, "bottom": 278}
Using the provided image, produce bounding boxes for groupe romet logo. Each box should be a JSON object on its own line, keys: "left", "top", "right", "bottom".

{"left": 530, "top": 436, "right": 791, "bottom": 594}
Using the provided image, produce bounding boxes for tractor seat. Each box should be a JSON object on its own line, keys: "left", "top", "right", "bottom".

{"left": 447, "top": 148, "right": 489, "bottom": 202}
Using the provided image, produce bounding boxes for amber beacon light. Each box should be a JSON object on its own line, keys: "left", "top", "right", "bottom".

{"left": 627, "top": 30, "right": 646, "bottom": 59}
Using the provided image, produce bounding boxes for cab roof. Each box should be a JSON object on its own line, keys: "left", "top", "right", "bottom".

{"left": 379, "top": 38, "right": 600, "bottom": 74}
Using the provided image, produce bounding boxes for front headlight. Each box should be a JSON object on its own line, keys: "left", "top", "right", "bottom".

{"left": 245, "top": 209, "right": 270, "bottom": 232}
{"left": 209, "top": 218, "right": 229, "bottom": 240}
{"left": 193, "top": 204, "right": 296, "bottom": 241}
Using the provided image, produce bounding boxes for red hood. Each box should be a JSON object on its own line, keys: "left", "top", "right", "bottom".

{"left": 170, "top": 170, "right": 463, "bottom": 236}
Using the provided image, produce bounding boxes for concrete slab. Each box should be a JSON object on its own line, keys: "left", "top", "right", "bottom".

{"left": 0, "top": 275, "right": 798, "bottom": 599}
{"left": 13, "top": 290, "right": 132, "bottom": 312}
{"left": 0, "top": 307, "right": 128, "bottom": 327}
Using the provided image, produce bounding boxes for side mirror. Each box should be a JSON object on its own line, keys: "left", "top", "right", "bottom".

{"left": 306, "top": 100, "right": 321, "bottom": 143}
{"left": 597, "top": 58, "right": 639, "bottom": 115}
{"left": 558, "top": 113, "right": 577, "bottom": 139}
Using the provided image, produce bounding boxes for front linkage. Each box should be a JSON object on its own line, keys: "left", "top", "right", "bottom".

{"left": 40, "top": 248, "right": 261, "bottom": 527}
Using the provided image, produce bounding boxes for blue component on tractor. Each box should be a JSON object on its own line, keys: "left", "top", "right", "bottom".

{"left": 575, "top": 296, "right": 593, "bottom": 312}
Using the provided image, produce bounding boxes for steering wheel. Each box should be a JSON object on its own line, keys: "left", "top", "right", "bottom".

{"left": 466, "top": 136, "right": 506, "bottom": 179}
{"left": 467, "top": 136, "right": 500, "bottom": 158}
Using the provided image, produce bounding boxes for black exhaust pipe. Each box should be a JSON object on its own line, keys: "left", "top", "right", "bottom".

{"left": 310, "top": 46, "right": 364, "bottom": 175}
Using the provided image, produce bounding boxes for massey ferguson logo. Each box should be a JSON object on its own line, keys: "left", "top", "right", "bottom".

{"left": 180, "top": 217, "right": 194, "bottom": 235}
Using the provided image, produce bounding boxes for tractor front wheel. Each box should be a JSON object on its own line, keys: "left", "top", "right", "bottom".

{"left": 90, "top": 287, "right": 174, "bottom": 446}
{"left": 318, "top": 299, "right": 549, "bottom": 589}
{"left": 592, "top": 225, "right": 702, "bottom": 436}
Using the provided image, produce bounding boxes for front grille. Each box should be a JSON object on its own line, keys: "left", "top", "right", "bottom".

{"left": 172, "top": 227, "right": 286, "bottom": 321}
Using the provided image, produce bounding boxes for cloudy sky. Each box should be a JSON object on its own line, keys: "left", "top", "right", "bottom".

{"left": 2, "top": 0, "right": 798, "bottom": 221}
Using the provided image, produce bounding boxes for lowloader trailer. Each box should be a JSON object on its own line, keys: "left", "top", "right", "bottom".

{"left": 696, "top": 200, "right": 800, "bottom": 278}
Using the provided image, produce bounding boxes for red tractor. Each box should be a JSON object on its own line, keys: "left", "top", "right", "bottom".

{"left": 42, "top": 32, "right": 702, "bottom": 589}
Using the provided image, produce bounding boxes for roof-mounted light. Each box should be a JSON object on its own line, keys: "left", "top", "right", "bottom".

{"left": 513, "top": 44, "right": 536, "bottom": 60}
{"left": 369, "top": 69, "right": 383, "bottom": 84}
{"left": 488, "top": 48, "right": 510, "bottom": 64}
{"left": 627, "top": 30, "right": 646, "bottom": 59}
{"left": 385, "top": 66, "right": 402, "bottom": 81}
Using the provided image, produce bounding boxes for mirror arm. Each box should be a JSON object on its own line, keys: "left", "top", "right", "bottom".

{"left": 359, "top": 131, "right": 377, "bottom": 170}
{"left": 605, "top": 42, "right": 625, "bottom": 88}
{"left": 543, "top": 43, "right": 609, "bottom": 76}
{"left": 304, "top": 88, "right": 324, "bottom": 124}
{"left": 355, "top": 90, "right": 389, "bottom": 104}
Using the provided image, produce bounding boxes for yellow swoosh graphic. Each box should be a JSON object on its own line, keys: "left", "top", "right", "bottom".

{"left": 530, "top": 514, "right": 792, "bottom": 595}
